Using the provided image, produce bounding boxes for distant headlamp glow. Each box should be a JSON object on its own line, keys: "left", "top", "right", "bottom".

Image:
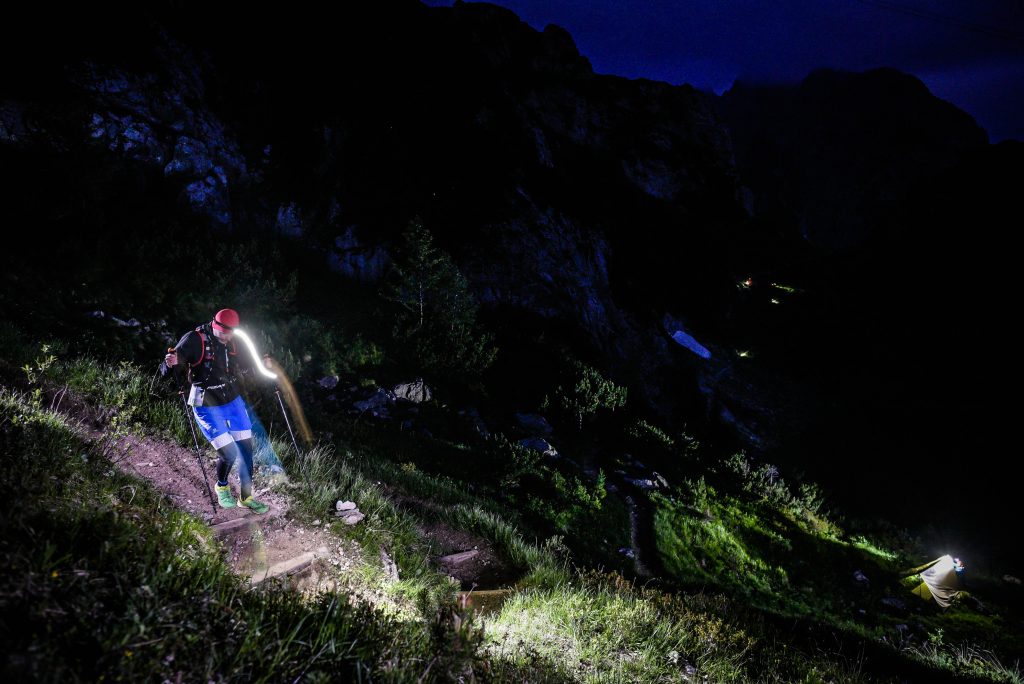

{"left": 233, "top": 329, "right": 277, "bottom": 380}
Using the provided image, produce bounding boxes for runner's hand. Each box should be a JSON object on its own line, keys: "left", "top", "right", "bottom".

{"left": 165, "top": 351, "right": 178, "bottom": 367}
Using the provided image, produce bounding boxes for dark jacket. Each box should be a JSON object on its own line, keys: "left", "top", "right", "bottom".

{"left": 173, "top": 323, "right": 254, "bottom": 406}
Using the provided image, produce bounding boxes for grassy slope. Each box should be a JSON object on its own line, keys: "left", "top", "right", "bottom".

{"left": 4, "top": 341, "right": 1021, "bottom": 684}
{"left": 2, "top": 227, "right": 1022, "bottom": 682}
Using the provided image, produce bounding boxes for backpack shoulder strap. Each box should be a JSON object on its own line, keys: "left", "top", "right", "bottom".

{"left": 190, "top": 327, "right": 207, "bottom": 368}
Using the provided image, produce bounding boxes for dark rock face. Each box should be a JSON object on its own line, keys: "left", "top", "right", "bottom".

{"left": 719, "top": 68, "right": 989, "bottom": 250}
{"left": 2, "top": 1, "right": 745, "bottom": 424}
{"left": 67, "top": 43, "right": 251, "bottom": 229}
{"left": 2, "top": 27, "right": 253, "bottom": 229}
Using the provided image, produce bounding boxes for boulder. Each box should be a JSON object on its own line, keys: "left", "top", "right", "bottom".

{"left": 340, "top": 511, "right": 365, "bottom": 526}
{"left": 164, "top": 135, "right": 213, "bottom": 177}
{"left": 392, "top": 379, "right": 433, "bottom": 403}
{"left": 515, "top": 412, "right": 553, "bottom": 436}
{"left": 663, "top": 314, "right": 712, "bottom": 360}
{"left": 353, "top": 388, "right": 395, "bottom": 412}
{"left": 518, "top": 437, "right": 558, "bottom": 458}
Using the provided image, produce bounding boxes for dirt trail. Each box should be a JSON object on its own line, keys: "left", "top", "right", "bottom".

{"left": 30, "top": 373, "right": 517, "bottom": 606}
{"left": 81, "top": 423, "right": 368, "bottom": 596}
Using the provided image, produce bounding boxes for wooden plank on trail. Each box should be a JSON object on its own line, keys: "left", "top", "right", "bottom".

{"left": 438, "top": 549, "right": 479, "bottom": 565}
{"left": 250, "top": 552, "right": 316, "bottom": 585}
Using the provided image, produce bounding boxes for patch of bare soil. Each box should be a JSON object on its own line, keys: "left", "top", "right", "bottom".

{"left": 417, "top": 518, "right": 518, "bottom": 590}
{"left": 382, "top": 485, "right": 520, "bottom": 590}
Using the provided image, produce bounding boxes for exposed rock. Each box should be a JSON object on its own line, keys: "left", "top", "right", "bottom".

{"left": 353, "top": 388, "right": 395, "bottom": 412}
{"left": 328, "top": 226, "right": 390, "bottom": 283}
{"left": 89, "top": 111, "right": 165, "bottom": 165}
{"left": 63, "top": 46, "right": 250, "bottom": 229}
{"left": 164, "top": 135, "right": 213, "bottom": 178}
{"left": 515, "top": 412, "right": 553, "bottom": 436}
{"left": 518, "top": 437, "right": 558, "bottom": 458}
{"left": 334, "top": 500, "right": 365, "bottom": 525}
{"left": 392, "top": 379, "right": 432, "bottom": 403}
{"left": 622, "top": 157, "right": 682, "bottom": 201}
{"left": 664, "top": 314, "right": 712, "bottom": 359}
{"left": 340, "top": 511, "right": 365, "bottom": 526}
{"left": 380, "top": 548, "right": 399, "bottom": 581}
{"left": 275, "top": 202, "right": 303, "bottom": 237}
{"left": 183, "top": 173, "right": 231, "bottom": 227}
{"left": 318, "top": 375, "right": 339, "bottom": 390}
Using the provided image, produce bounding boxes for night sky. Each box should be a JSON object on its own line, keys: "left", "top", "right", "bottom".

{"left": 425, "top": 0, "right": 1024, "bottom": 142}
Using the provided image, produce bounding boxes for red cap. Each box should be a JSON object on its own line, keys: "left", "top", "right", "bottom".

{"left": 212, "top": 308, "right": 240, "bottom": 332}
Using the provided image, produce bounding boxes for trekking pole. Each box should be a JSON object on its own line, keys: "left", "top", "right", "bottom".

{"left": 274, "top": 385, "right": 303, "bottom": 461}
{"left": 168, "top": 348, "right": 218, "bottom": 515}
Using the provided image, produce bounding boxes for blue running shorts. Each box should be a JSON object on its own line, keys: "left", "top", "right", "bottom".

{"left": 192, "top": 395, "right": 253, "bottom": 449}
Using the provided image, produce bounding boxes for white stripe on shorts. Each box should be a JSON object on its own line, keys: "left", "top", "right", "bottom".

{"left": 210, "top": 432, "right": 235, "bottom": 449}
{"left": 229, "top": 429, "right": 253, "bottom": 441}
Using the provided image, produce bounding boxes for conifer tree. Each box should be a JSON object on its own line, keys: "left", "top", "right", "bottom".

{"left": 551, "top": 358, "right": 627, "bottom": 430}
{"left": 385, "top": 219, "right": 496, "bottom": 378}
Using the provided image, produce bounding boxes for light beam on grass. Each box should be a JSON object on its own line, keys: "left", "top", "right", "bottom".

{"left": 264, "top": 357, "right": 313, "bottom": 446}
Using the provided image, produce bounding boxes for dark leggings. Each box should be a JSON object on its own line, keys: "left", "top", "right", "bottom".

{"left": 216, "top": 438, "right": 255, "bottom": 499}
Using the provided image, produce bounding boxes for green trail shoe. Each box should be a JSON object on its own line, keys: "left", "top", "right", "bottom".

{"left": 216, "top": 484, "right": 237, "bottom": 508}
{"left": 239, "top": 496, "right": 269, "bottom": 514}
